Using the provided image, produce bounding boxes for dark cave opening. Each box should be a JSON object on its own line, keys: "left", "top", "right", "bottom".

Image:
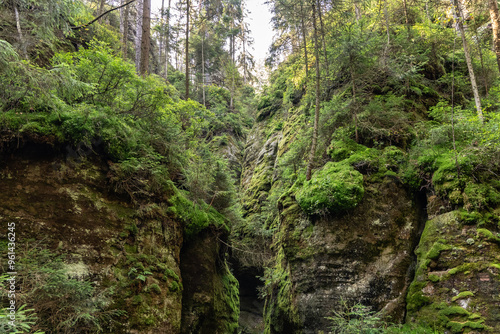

{"left": 234, "top": 266, "right": 265, "bottom": 334}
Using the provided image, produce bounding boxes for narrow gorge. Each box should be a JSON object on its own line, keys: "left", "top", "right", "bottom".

{"left": 1, "top": 0, "right": 500, "bottom": 333}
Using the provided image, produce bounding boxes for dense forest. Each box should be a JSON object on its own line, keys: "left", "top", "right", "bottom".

{"left": 0, "top": 0, "right": 499, "bottom": 333}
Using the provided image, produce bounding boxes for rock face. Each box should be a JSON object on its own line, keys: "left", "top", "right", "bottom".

{"left": 241, "top": 122, "right": 281, "bottom": 216}
{"left": 0, "top": 142, "right": 237, "bottom": 333}
{"left": 406, "top": 210, "right": 500, "bottom": 333}
{"left": 265, "top": 178, "right": 426, "bottom": 333}
{"left": 181, "top": 228, "right": 240, "bottom": 334}
{"left": 238, "top": 100, "right": 500, "bottom": 333}
{"left": 236, "top": 106, "right": 427, "bottom": 333}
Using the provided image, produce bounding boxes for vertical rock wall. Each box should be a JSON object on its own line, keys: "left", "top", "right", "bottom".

{"left": 0, "top": 143, "right": 239, "bottom": 333}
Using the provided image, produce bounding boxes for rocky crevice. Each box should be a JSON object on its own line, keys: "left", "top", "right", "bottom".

{"left": 234, "top": 109, "right": 439, "bottom": 333}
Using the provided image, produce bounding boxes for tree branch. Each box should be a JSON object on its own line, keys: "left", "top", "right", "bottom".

{"left": 71, "top": 0, "right": 137, "bottom": 30}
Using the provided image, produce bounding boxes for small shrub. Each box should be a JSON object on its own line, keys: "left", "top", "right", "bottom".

{"left": 326, "top": 300, "right": 383, "bottom": 334}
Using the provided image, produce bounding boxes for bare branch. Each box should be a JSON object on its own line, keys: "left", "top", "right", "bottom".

{"left": 71, "top": 0, "right": 137, "bottom": 30}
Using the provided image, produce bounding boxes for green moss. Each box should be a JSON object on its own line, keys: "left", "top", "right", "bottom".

{"left": 214, "top": 262, "right": 240, "bottom": 333}
{"left": 427, "top": 241, "right": 451, "bottom": 260}
{"left": 328, "top": 139, "right": 363, "bottom": 161}
{"left": 451, "top": 291, "right": 474, "bottom": 301}
{"left": 406, "top": 288, "right": 431, "bottom": 312}
{"left": 428, "top": 274, "right": 440, "bottom": 282}
{"left": 164, "top": 268, "right": 180, "bottom": 282}
{"left": 446, "top": 262, "right": 482, "bottom": 277}
{"left": 263, "top": 227, "right": 302, "bottom": 334}
{"left": 464, "top": 183, "right": 500, "bottom": 211}
{"left": 147, "top": 284, "right": 162, "bottom": 295}
{"left": 431, "top": 154, "right": 465, "bottom": 196}
{"left": 439, "top": 306, "right": 470, "bottom": 317}
{"left": 132, "top": 294, "right": 144, "bottom": 305}
{"left": 169, "top": 281, "right": 181, "bottom": 292}
{"left": 468, "top": 313, "right": 482, "bottom": 320}
{"left": 458, "top": 209, "right": 483, "bottom": 224}
{"left": 477, "top": 228, "right": 500, "bottom": 243}
{"left": 489, "top": 263, "right": 500, "bottom": 270}
{"left": 124, "top": 244, "right": 138, "bottom": 254}
{"left": 446, "top": 320, "right": 486, "bottom": 333}
{"left": 295, "top": 162, "right": 364, "bottom": 215}
{"left": 167, "top": 190, "right": 228, "bottom": 239}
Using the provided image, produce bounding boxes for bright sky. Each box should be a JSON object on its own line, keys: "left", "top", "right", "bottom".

{"left": 149, "top": 0, "right": 274, "bottom": 62}
{"left": 245, "top": 0, "right": 274, "bottom": 62}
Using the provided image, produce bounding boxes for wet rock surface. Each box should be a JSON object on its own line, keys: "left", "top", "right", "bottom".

{"left": 273, "top": 178, "right": 426, "bottom": 333}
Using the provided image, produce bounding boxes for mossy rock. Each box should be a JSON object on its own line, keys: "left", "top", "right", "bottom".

{"left": 328, "top": 139, "right": 363, "bottom": 161}
{"left": 295, "top": 162, "right": 364, "bottom": 216}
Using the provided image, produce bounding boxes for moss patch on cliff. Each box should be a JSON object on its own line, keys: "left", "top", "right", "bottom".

{"left": 296, "top": 162, "right": 364, "bottom": 216}
{"left": 214, "top": 262, "right": 241, "bottom": 333}
{"left": 406, "top": 211, "right": 499, "bottom": 332}
{"left": 262, "top": 255, "right": 302, "bottom": 334}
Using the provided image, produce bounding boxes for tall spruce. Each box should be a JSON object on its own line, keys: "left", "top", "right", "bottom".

{"left": 139, "top": 0, "right": 151, "bottom": 76}
{"left": 306, "top": 0, "right": 321, "bottom": 181}
{"left": 185, "top": 0, "right": 190, "bottom": 99}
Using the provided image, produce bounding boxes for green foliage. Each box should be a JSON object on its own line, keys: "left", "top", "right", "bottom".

{"left": 404, "top": 100, "right": 500, "bottom": 211}
{"left": 0, "top": 245, "right": 124, "bottom": 333}
{"left": 52, "top": 40, "right": 175, "bottom": 117}
{"left": 327, "top": 299, "right": 440, "bottom": 334}
{"left": 359, "top": 94, "right": 414, "bottom": 147}
{"left": 0, "top": 304, "right": 45, "bottom": 334}
{"left": 0, "top": 0, "right": 92, "bottom": 61}
{"left": 1, "top": 39, "right": 240, "bottom": 241}
{"left": 327, "top": 300, "right": 383, "bottom": 334}
{"left": 256, "top": 88, "right": 284, "bottom": 122}
{"left": 167, "top": 189, "right": 229, "bottom": 239}
{"left": 296, "top": 162, "right": 364, "bottom": 215}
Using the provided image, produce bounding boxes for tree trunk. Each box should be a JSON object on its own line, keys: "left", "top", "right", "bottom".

{"left": 13, "top": 2, "right": 27, "bottom": 59}
{"left": 306, "top": 1, "right": 321, "bottom": 181}
{"left": 139, "top": 0, "right": 150, "bottom": 76}
{"left": 384, "top": 0, "right": 390, "bottom": 45}
{"left": 350, "top": 65, "right": 359, "bottom": 143}
{"left": 230, "top": 19, "right": 235, "bottom": 110}
{"left": 452, "top": 0, "right": 483, "bottom": 122}
{"left": 99, "top": 0, "right": 106, "bottom": 22}
{"left": 402, "top": 0, "right": 411, "bottom": 38}
{"left": 299, "top": 1, "right": 309, "bottom": 78}
{"left": 474, "top": 27, "right": 489, "bottom": 95}
{"left": 165, "top": 0, "right": 172, "bottom": 78}
{"left": 489, "top": 0, "right": 500, "bottom": 74}
{"left": 135, "top": 0, "right": 143, "bottom": 71}
{"left": 354, "top": 0, "right": 362, "bottom": 21}
{"left": 185, "top": 0, "right": 190, "bottom": 99}
{"left": 120, "top": 0, "right": 125, "bottom": 36}
{"left": 159, "top": 0, "right": 165, "bottom": 76}
{"left": 316, "top": 0, "right": 329, "bottom": 78}
{"left": 202, "top": 34, "right": 206, "bottom": 106}
{"left": 121, "top": 0, "right": 130, "bottom": 60}
{"left": 242, "top": 26, "right": 247, "bottom": 84}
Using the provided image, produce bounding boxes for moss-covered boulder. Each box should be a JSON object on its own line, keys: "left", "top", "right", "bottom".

{"left": 296, "top": 162, "right": 364, "bottom": 215}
